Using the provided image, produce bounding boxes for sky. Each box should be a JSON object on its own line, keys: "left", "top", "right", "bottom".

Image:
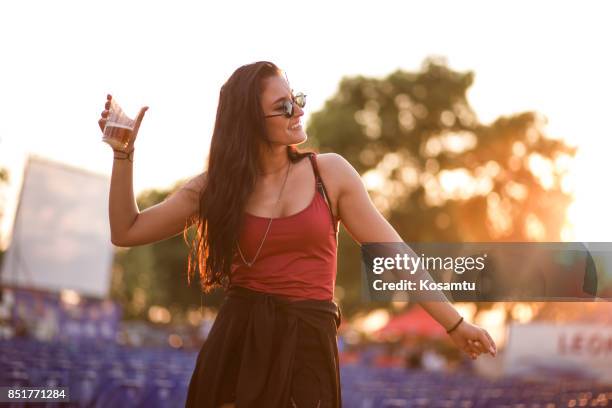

{"left": 1, "top": 0, "right": 611, "bottom": 249}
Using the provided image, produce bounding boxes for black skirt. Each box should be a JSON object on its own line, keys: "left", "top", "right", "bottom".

{"left": 185, "top": 286, "right": 342, "bottom": 408}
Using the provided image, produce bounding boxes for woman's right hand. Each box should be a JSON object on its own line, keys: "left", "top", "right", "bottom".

{"left": 98, "top": 94, "right": 149, "bottom": 152}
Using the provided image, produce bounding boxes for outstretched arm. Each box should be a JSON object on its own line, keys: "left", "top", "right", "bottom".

{"left": 325, "top": 153, "right": 496, "bottom": 359}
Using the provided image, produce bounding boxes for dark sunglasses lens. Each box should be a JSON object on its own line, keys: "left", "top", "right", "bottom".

{"left": 283, "top": 100, "right": 293, "bottom": 117}
{"left": 295, "top": 93, "right": 306, "bottom": 108}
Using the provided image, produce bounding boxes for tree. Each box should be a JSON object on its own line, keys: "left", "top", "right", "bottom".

{"left": 306, "top": 57, "right": 576, "bottom": 314}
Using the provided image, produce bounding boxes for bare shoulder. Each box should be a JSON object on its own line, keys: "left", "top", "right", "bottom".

{"left": 315, "top": 153, "right": 361, "bottom": 191}
{"left": 316, "top": 152, "right": 356, "bottom": 174}
{"left": 314, "top": 153, "right": 366, "bottom": 222}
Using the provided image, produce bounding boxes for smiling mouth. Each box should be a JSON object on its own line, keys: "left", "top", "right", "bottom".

{"left": 289, "top": 122, "right": 302, "bottom": 130}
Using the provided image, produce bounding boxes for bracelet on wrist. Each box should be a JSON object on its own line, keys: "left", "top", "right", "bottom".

{"left": 113, "top": 148, "right": 134, "bottom": 163}
{"left": 446, "top": 316, "right": 463, "bottom": 334}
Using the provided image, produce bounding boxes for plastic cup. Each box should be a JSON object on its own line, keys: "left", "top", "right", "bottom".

{"left": 102, "top": 97, "right": 137, "bottom": 151}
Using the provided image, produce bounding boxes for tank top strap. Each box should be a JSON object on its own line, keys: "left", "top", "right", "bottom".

{"left": 307, "top": 153, "right": 338, "bottom": 235}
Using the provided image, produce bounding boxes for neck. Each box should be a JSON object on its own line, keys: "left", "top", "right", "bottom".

{"left": 257, "top": 145, "right": 290, "bottom": 176}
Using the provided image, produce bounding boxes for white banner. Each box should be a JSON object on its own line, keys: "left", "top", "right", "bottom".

{"left": 0, "top": 156, "right": 113, "bottom": 298}
{"left": 505, "top": 322, "right": 612, "bottom": 383}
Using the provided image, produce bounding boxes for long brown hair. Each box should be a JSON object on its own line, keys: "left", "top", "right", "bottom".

{"left": 186, "top": 61, "right": 312, "bottom": 292}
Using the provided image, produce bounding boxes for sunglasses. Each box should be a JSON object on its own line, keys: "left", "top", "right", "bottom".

{"left": 265, "top": 92, "right": 307, "bottom": 118}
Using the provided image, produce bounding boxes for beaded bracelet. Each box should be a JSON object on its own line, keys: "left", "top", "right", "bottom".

{"left": 113, "top": 148, "right": 134, "bottom": 163}
{"left": 446, "top": 316, "right": 463, "bottom": 334}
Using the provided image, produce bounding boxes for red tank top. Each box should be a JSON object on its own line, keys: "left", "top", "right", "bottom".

{"left": 230, "top": 154, "right": 338, "bottom": 301}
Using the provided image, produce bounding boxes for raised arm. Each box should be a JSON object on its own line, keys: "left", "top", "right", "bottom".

{"left": 318, "top": 153, "right": 496, "bottom": 359}
{"left": 109, "top": 170, "right": 206, "bottom": 247}
{"left": 98, "top": 95, "right": 207, "bottom": 247}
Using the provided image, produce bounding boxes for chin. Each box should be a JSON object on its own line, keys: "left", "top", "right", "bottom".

{"left": 289, "top": 130, "right": 308, "bottom": 145}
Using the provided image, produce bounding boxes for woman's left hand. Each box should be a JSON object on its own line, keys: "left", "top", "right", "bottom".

{"left": 448, "top": 319, "right": 497, "bottom": 360}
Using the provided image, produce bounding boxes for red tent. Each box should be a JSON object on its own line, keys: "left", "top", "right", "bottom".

{"left": 377, "top": 305, "right": 446, "bottom": 338}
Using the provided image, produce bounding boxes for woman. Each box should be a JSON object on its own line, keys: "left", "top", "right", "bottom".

{"left": 99, "top": 61, "right": 496, "bottom": 408}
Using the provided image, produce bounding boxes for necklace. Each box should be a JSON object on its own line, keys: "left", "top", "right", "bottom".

{"left": 237, "top": 160, "right": 292, "bottom": 267}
